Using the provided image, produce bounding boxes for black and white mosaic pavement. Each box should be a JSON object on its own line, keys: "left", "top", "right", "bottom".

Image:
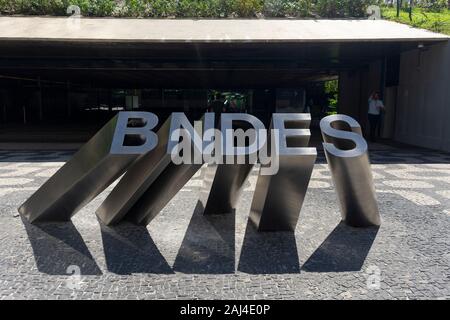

{"left": 0, "top": 148, "right": 449, "bottom": 299}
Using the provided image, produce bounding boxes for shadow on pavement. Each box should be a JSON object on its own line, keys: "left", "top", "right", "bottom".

{"left": 302, "top": 221, "right": 379, "bottom": 272}
{"left": 100, "top": 221, "right": 173, "bottom": 275}
{"left": 22, "top": 216, "right": 102, "bottom": 275}
{"left": 172, "top": 201, "right": 236, "bottom": 274}
{"left": 237, "top": 221, "right": 300, "bottom": 274}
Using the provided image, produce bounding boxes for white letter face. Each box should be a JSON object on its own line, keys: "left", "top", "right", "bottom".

{"left": 221, "top": 113, "right": 267, "bottom": 156}
{"left": 110, "top": 112, "right": 159, "bottom": 154}
{"left": 167, "top": 112, "right": 215, "bottom": 164}
{"left": 272, "top": 113, "right": 316, "bottom": 156}
{"left": 320, "top": 114, "right": 367, "bottom": 157}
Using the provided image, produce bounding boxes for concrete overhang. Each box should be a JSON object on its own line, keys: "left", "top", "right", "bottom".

{"left": 0, "top": 16, "right": 448, "bottom": 43}
{"left": 0, "top": 17, "right": 447, "bottom": 88}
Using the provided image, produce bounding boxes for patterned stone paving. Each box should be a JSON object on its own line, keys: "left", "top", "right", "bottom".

{"left": 0, "top": 148, "right": 449, "bottom": 299}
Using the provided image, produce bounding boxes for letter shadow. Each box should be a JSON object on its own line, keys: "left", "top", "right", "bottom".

{"left": 302, "top": 221, "right": 379, "bottom": 272}
{"left": 237, "top": 221, "right": 300, "bottom": 274}
{"left": 21, "top": 216, "right": 102, "bottom": 275}
{"left": 100, "top": 221, "right": 173, "bottom": 275}
{"left": 172, "top": 201, "right": 235, "bottom": 274}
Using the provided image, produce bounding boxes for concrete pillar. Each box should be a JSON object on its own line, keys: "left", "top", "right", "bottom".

{"left": 381, "top": 86, "right": 397, "bottom": 139}
{"left": 338, "top": 70, "right": 362, "bottom": 119}
{"left": 338, "top": 59, "right": 384, "bottom": 138}
{"left": 38, "top": 77, "right": 43, "bottom": 121}
{"left": 66, "top": 81, "right": 71, "bottom": 118}
{"left": 395, "top": 41, "right": 450, "bottom": 152}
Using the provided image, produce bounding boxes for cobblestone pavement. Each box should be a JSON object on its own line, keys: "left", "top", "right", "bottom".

{"left": 0, "top": 147, "right": 449, "bottom": 300}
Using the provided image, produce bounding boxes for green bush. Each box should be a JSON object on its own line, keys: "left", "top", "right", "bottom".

{"left": 177, "top": 0, "right": 225, "bottom": 18}
{"left": 0, "top": 0, "right": 385, "bottom": 18}
{"left": 0, "top": 0, "right": 64, "bottom": 15}
{"left": 226, "top": 0, "right": 263, "bottom": 17}
{"left": 417, "top": 0, "right": 448, "bottom": 12}
{"left": 114, "top": 0, "right": 146, "bottom": 17}
{"left": 315, "top": 0, "right": 375, "bottom": 18}
{"left": 0, "top": 0, "right": 117, "bottom": 16}
{"left": 324, "top": 79, "right": 338, "bottom": 112}
{"left": 148, "top": 0, "right": 178, "bottom": 17}
{"left": 88, "top": 0, "right": 116, "bottom": 16}
{"left": 264, "top": 0, "right": 313, "bottom": 17}
{"left": 382, "top": 5, "right": 450, "bottom": 35}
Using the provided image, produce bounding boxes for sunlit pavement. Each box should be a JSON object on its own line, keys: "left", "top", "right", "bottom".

{"left": 0, "top": 147, "right": 449, "bottom": 299}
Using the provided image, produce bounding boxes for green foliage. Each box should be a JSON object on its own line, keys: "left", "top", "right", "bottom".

{"left": 176, "top": 0, "right": 221, "bottom": 17}
{"left": 324, "top": 79, "right": 338, "bottom": 113}
{"left": 88, "top": 0, "right": 116, "bottom": 16}
{"left": 382, "top": 6, "right": 450, "bottom": 35}
{"left": 1, "top": 1, "right": 447, "bottom": 36}
{"left": 0, "top": 0, "right": 117, "bottom": 16}
{"left": 264, "top": 0, "right": 313, "bottom": 17}
{"left": 324, "top": 79, "right": 338, "bottom": 94}
{"left": 0, "top": 0, "right": 383, "bottom": 18}
{"left": 314, "top": 0, "right": 375, "bottom": 18}
{"left": 416, "top": 0, "right": 448, "bottom": 12}
{"left": 148, "top": 0, "right": 178, "bottom": 17}
{"left": 228, "top": 0, "right": 263, "bottom": 17}
{"left": 0, "top": 0, "right": 63, "bottom": 15}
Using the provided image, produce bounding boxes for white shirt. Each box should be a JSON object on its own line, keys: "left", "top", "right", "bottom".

{"left": 368, "top": 98, "right": 384, "bottom": 115}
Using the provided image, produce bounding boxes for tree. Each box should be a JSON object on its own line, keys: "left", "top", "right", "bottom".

{"left": 397, "top": 0, "right": 405, "bottom": 17}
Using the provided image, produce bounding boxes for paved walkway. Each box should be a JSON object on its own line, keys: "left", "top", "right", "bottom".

{"left": 0, "top": 148, "right": 449, "bottom": 299}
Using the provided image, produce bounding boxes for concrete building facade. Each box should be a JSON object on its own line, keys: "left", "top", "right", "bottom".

{"left": 339, "top": 41, "right": 450, "bottom": 152}
{"left": 0, "top": 17, "right": 448, "bottom": 150}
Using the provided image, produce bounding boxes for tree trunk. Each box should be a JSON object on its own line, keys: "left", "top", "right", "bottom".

{"left": 409, "top": 0, "right": 413, "bottom": 21}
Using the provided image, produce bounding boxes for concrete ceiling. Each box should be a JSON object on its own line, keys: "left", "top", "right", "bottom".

{"left": 0, "top": 17, "right": 447, "bottom": 88}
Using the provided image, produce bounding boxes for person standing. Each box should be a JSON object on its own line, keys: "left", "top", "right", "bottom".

{"left": 368, "top": 92, "right": 385, "bottom": 142}
{"left": 210, "top": 93, "right": 224, "bottom": 114}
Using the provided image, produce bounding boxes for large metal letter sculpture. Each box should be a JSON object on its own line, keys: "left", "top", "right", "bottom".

{"left": 249, "top": 114, "right": 317, "bottom": 231}
{"left": 19, "top": 111, "right": 381, "bottom": 231}
{"left": 96, "top": 115, "right": 174, "bottom": 225}
{"left": 201, "top": 163, "right": 254, "bottom": 215}
{"left": 98, "top": 113, "right": 212, "bottom": 226}
{"left": 18, "top": 112, "right": 158, "bottom": 222}
{"left": 200, "top": 114, "right": 265, "bottom": 215}
{"left": 320, "top": 114, "right": 381, "bottom": 227}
